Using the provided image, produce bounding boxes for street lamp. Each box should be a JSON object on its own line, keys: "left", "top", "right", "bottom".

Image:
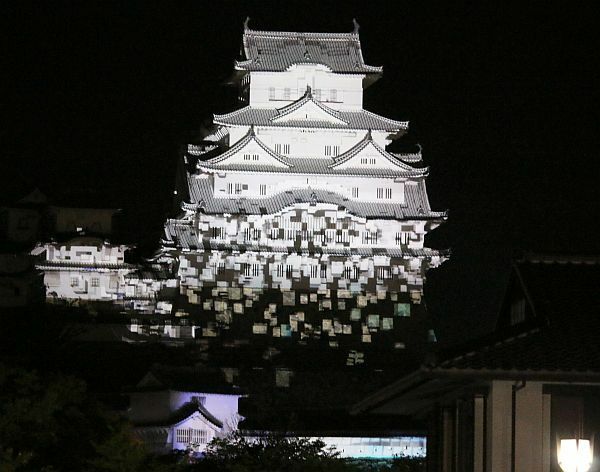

{"left": 557, "top": 438, "right": 593, "bottom": 472}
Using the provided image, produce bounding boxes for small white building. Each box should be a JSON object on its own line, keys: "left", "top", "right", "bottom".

{"left": 129, "top": 369, "right": 244, "bottom": 454}
{"left": 35, "top": 236, "right": 132, "bottom": 301}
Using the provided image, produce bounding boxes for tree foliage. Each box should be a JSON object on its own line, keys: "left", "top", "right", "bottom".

{"left": 0, "top": 363, "right": 150, "bottom": 471}
{"left": 194, "top": 432, "right": 360, "bottom": 472}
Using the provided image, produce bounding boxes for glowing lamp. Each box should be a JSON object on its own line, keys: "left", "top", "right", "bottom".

{"left": 557, "top": 438, "right": 592, "bottom": 472}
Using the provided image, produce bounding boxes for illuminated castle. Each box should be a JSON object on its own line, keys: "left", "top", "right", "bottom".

{"left": 162, "top": 20, "right": 447, "bottom": 346}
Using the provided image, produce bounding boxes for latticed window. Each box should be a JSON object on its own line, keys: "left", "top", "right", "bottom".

{"left": 260, "top": 184, "right": 267, "bottom": 196}
{"left": 90, "top": 277, "right": 100, "bottom": 287}
{"left": 70, "top": 277, "right": 78, "bottom": 287}
{"left": 176, "top": 428, "right": 207, "bottom": 444}
{"left": 352, "top": 187, "right": 359, "bottom": 198}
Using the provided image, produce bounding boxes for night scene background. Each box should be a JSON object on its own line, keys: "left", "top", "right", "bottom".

{"left": 1, "top": 1, "right": 600, "bottom": 470}
{"left": 4, "top": 1, "right": 597, "bottom": 344}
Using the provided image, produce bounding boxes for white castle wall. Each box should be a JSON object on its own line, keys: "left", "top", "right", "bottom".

{"left": 211, "top": 173, "right": 406, "bottom": 202}
{"left": 248, "top": 66, "right": 364, "bottom": 110}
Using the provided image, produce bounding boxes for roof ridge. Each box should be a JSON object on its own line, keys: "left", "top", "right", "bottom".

{"left": 271, "top": 87, "right": 347, "bottom": 124}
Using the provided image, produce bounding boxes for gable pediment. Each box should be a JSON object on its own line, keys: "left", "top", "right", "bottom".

{"left": 330, "top": 141, "right": 410, "bottom": 171}
{"left": 271, "top": 99, "right": 347, "bottom": 125}
{"left": 203, "top": 130, "right": 293, "bottom": 169}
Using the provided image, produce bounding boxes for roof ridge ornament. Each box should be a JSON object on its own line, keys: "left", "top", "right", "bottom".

{"left": 352, "top": 18, "right": 360, "bottom": 34}
{"left": 244, "top": 17, "right": 250, "bottom": 31}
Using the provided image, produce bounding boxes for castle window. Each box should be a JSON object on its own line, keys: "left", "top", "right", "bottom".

{"left": 344, "top": 266, "right": 352, "bottom": 279}
{"left": 377, "top": 267, "right": 391, "bottom": 279}
{"left": 70, "top": 277, "right": 78, "bottom": 287}
{"left": 260, "top": 184, "right": 267, "bottom": 196}
{"left": 286, "top": 265, "right": 293, "bottom": 277}
{"left": 363, "top": 231, "right": 378, "bottom": 244}
{"left": 352, "top": 187, "right": 359, "bottom": 198}
{"left": 320, "top": 264, "right": 327, "bottom": 278}
{"left": 369, "top": 158, "right": 376, "bottom": 164}
{"left": 243, "top": 154, "right": 251, "bottom": 161}
{"left": 283, "top": 144, "right": 290, "bottom": 155}
{"left": 377, "top": 188, "right": 392, "bottom": 199}
{"left": 90, "top": 277, "right": 100, "bottom": 287}
{"left": 333, "top": 145, "right": 340, "bottom": 156}
{"left": 253, "top": 154, "right": 259, "bottom": 161}
{"left": 274, "top": 143, "right": 282, "bottom": 154}
{"left": 310, "top": 265, "right": 318, "bottom": 278}
{"left": 275, "top": 264, "right": 284, "bottom": 277}
{"left": 235, "top": 183, "right": 243, "bottom": 194}
{"left": 361, "top": 158, "right": 367, "bottom": 164}
{"left": 176, "top": 428, "right": 207, "bottom": 445}
{"left": 325, "top": 145, "right": 332, "bottom": 156}
{"left": 227, "top": 183, "right": 233, "bottom": 194}
{"left": 269, "top": 87, "right": 275, "bottom": 100}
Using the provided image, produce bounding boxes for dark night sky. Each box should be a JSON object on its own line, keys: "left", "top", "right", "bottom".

{"left": 2, "top": 1, "right": 599, "bottom": 343}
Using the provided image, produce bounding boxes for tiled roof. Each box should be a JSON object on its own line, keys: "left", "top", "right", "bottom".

{"left": 214, "top": 98, "right": 408, "bottom": 132}
{"left": 185, "top": 176, "right": 444, "bottom": 220}
{"left": 135, "top": 401, "right": 223, "bottom": 429}
{"left": 438, "top": 259, "right": 600, "bottom": 374}
{"left": 36, "top": 260, "right": 133, "bottom": 270}
{"left": 199, "top": 156, "right": 425, "bottom": 178}
{"left": 136, "top": 366, "right": 241, "bottom": 395}
{"left": 205, "top": 127, "right": 293, "bottom": 168}
{"left": 270, "top": 87, "right": 348, "bottom": 124}
{"left": 328, "top": 131, "right": 423, "bottom": 173}
{"left": 198, "top": 128, "right": 425, "bottom": 178}
{"left": 236, "top": 24, "right": 382, "bottom": 74}
{"left": 163, "top": 219, "right": 448, "bottom": 259}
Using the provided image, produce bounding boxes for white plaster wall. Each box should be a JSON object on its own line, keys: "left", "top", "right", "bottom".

{"left": 226, "top": 127, "right": 388, "bottom": 157}
{"left": 169, "top": 391, "right": 241, "bottom": 431}
{"left": 248, "top": 66, "right": 364, "bottom": 110}
{"left": 44, "top": 268, "right": 128, "bottom": 300}
{"left": 196, "top": 206, "right": 424, "bottom": 250}
{"left": 170, "top": 414, "right": 219, "bottom": 451}
{"left": 46, "top": 243, "right": 126, "bottom": 264}
{"left": 212, "top": 173, "right": 405, "bottom": 203}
